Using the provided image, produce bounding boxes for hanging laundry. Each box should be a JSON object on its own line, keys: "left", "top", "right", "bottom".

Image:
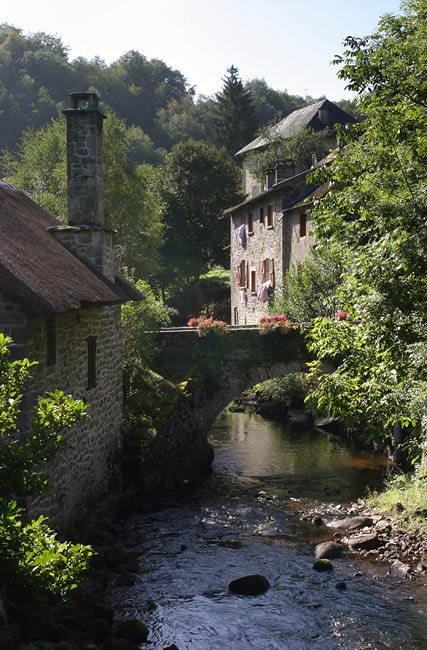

{"left": 238, "top": 224, "right": 246, "bottom": 246}
{"left": 257, "top": 280, "right": 271, "bottom": 303}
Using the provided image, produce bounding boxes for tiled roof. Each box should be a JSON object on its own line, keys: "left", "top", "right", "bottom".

{"left": 0, "top": 187, "right": 141, "bottom": 316}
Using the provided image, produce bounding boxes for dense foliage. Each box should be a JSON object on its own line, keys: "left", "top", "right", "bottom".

{"left": 271, "top": 245, "right": 344, "bottom": 322}
{"left": 304, "top": 0, "right": 427, "bottom": 458}
{"left": 246, "top": 126, "right": 334, "bottom": 182}
{"left": 160, "top": 140, "right": 243, "bottom": 297}
{"left": 0, "top": 334, "right": 92, "bottom": 612}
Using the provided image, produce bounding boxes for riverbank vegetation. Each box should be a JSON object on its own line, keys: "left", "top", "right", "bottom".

{"left": 0, "top": 334, "right": 92, "bottom": 639}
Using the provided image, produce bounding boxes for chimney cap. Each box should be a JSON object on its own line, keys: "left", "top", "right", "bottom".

{"left": 68, "top": 92, "right": 103, "bottom": 112}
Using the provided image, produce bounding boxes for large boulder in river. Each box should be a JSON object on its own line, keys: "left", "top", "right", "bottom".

{"left": 328, "top": 516, "right": 374, "bottom": 531}
{"left": 347, "top": 532, "right": 381, "bottom": 551}
{"left": 315, "top": 541, "right": 345, "bottom": 559}
{"left": 229, "top": 574, "right": 271, "bottom": 595}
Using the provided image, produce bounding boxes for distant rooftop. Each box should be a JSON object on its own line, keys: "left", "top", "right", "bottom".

{"left": 236, "top": 99, "right": 356, "bottom": 157}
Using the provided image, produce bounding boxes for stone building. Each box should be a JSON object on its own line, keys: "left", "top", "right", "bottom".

{"left": 225, "top": 99, "right": 355, "bottom": 325}
{"left": 0, "top": 92, "right": 141, "bottom": 532}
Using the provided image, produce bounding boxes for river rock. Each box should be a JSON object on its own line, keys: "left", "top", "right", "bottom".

{"left": 389, "top": 559, "right": 412, "bottom": 576}
{"left": 315, "top": 541, "right": 345, "bottom": 559}
{"left": 312, "top": 558, "right": 333, "bottom": 572}
{"left": 115, "top": 618, "right": 149, "bottom": 643}
{"left": 228, "top": 574, "right": 271, "bottom": 595}
{"left": 347, "top": 532, "right": 381, "bottom": 551}
{"left": 328, "top": 516, "right": 374, "bottom": 531}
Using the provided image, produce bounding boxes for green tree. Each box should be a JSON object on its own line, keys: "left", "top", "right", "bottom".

{"left": 246, "top": 125, "right": 333, "bottom": 181}
{"left": 160, "top": 140, "right": 242, "bottom": 303}
{"left": 304, "top": 0, "right": 427, "bottom": 457}
{"left": 271, "top": 245, "right": 344, "bottom": 322}
{"left": 2, "top": 112, "right": 163, "bottom": 280}
{"left": 245, "top": 78, "right": 309, "bottom": 127}
{"left": 0, "top": 333, "right": 91, "bottom": 614}
{"left": 213, "top": 65, "right": 258, "bottom": 155}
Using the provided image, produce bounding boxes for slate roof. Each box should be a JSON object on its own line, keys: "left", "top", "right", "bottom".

{"left": 236, "top": 99, "right": 356, "bottom": 156}
{"left": 0, "top": 186, "right": 141, "bottom": 316}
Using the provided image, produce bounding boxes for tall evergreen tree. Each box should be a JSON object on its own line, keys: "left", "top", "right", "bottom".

{"left": 213, "top": 65, "right": 258, "bottom": 155}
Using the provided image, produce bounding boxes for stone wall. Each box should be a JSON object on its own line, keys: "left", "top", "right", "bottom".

{"left": 21, "top": 305, "right": 123, "bottom": 534}
{"left": 282, "top": 207, "right": 315, "bottom": 272}
{"left": 230, "top": 195, "right": 284, "bottom": 325}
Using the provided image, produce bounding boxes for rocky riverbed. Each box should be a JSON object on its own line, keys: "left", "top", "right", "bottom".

{"left": 302, "top": 499, "right": 427, "bottom": 578}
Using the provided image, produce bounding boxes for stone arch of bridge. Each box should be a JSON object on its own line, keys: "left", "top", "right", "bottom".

{"left": 201, "top": 359, "right": 309, "bottom": 434}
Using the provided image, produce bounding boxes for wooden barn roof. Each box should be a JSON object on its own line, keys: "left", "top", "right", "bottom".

{"left": 0, "top": 187, "right": 141, "bottom": 316}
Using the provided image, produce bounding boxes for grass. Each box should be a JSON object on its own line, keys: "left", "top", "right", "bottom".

{"left": 367, "top": 469, "right": 427, "bottom": 535}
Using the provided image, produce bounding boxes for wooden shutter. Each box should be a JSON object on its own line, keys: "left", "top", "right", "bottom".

{"left": 245, "top": 260, "right": 249, "bottom": 288}
{"left": 269, "top": 258, "right": 275, "bottom": 287}
{"left": 261, "top": 259, "right": 266, "bottom": 284}
{"left": 237, "top": 263, "right": 242, "bottom": 287}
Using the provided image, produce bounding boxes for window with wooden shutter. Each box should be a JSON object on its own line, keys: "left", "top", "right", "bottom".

{"left": 300, "top": 212, "right": 307, "bottom": 238}
{"left": 237, "top": 263, "right": 242, "bottom": 287}
{"left": 269, "top": 258, "right": 275, "bottom": 287}
{"left": 259, "top": 207, "right": 264, "bottom": 224}
{"left": 267, "top": 204, "right": 273, "bottom": 228}
{"left": 250, "top": 270, "right": 256, "bottom": 293}
{"left": 245, "top": 260, "right": 249, "bottom": 288}
{"left": 248, "top": 212, "right": 254, "bottom": 234}
{"left": 261, "top": 259, "right": 266, "bottom": 283}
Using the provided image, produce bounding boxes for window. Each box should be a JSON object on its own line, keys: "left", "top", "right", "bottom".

{"left": 87, "top": 336, "right": 97, "bottom": 389}
{"left": 261, "top": 258, "right": 269, "bottom": 284}
{"left": 267, "top": 204, "right": 273, "bottom": 228}
{"left": 259, "top": 206, "right": 264, "bottom": 224}
{"left": 250, "top": 270, "right": 256, "bottom": 294}
{"left": 261, "top": 258, "right": 275, "bottom": 287}
{"left": 237, "top": 260, "right": 248, "bottom": 288}
{"left": 248, "top": 212, "right": 254, "bottom": 234}
{"left": 233, "top": 307, "right": 238, "bottom": 325}
{"left": 46, "top": 316, "right": 56, "bottom": 365}
{"left": 300, "top": 212, "right": 307, "bottom": 238}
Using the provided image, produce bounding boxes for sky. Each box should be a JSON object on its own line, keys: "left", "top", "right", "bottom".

{"left": 2, "top": 0, "right": 402, "bottom": 100}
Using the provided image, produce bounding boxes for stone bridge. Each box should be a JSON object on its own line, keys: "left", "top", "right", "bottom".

{"left": 125, "top": 325, "right": 312, "bottom": 496}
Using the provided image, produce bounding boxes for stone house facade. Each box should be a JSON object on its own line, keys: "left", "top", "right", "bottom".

{"left": 0, "top": 93, "right": 141, "bottom": 533}
{"left": 225, "top": 99, "right": 355, "bottom": 325}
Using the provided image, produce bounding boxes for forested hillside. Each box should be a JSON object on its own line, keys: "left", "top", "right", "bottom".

{"left": 0, "top": 23, "right": 359, "bottom": 162}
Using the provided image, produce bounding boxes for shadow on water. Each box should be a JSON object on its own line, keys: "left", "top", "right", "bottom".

{"left": 108, "top": 411, "right": 427, "bottom": 650}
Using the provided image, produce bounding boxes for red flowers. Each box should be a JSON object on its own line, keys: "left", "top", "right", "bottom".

{"left": 259, "top": 314, "right": 292, "bottom": 334}
{"left": 336, "top": 310, "right": 349, "bottom": 321}
{"left": 187, "top": 314, "right": 228, "bottom": 336}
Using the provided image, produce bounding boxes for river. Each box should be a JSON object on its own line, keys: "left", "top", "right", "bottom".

{"left": 108, "top": 411, "right": 427, "bottom": 649}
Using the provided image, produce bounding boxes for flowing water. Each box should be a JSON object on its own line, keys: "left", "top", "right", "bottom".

{"left": 109, "top": 412, "right": 427, "bottom": 649}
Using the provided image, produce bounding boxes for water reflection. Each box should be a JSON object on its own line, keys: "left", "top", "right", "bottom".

{"left": 108, "top": 411, "right": 427, "bottom": 650}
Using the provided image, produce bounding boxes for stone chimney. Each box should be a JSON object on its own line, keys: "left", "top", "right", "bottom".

{"left": 49, "top": 92, "right": 115, "bottom": 281}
